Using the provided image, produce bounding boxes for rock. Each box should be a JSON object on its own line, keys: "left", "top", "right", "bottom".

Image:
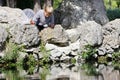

{"left": 39, "top": 27, "right": 54, "bottom": 43}
{"left": 45, "top": 43, "right": 71, "bottom": 61}
{"left": 98, "top": 47, "right": 106, "bottom": 56}
{"left": 45, "top": 43, "right": 58, "bottom": 51}
{"left": 9, "top": 24, "right": 40, "bottom": 47}
{"left": 23, "top": 9, "right": 35, "bottom": 19}
{"left": 24, "top": 47, "right": 40, "bottom": 54}
{"left": 47, "top": 64, "right": 81, "bottom": 80}
{"left": 69, "top": 40, "right": 80, "bottom": 52}
{"left": 0, "top": 7, "right": 29, "bottom": 25}
{"left": 78, "top": 21, "right": 103, "bottom": 47}
{"left": 60, "top": 56, "right": 71, "bottom": 61}
{"left": 66, "top": 29, "right": 80, "bottom": 43}
{"left": 45, "top": 40, "right": 80, "bottom": 61}
{"left": 17, "top": 52, "right": 28, "bottom": 61}
{"left": 55, "top": 0, "right": 109, "bottom": 29}
{"left": 98, "top": 65, "right": 120, "bottom": 80}
{"left": 0, "top": 73, "right": 5, "bottom": 80}
{"left": 58, "top": 47, "right": 71, "bottom": 55}
{"left": 48, "top": 64, "right": 63, "bottom": 78}
{"left": 40, "top": 25, "right": 69, "bottom": 46}
{"left": 0, "top": 51, "right": 5, "bottom": 58}
{"left": 0, "top": 26, "right": 8, "bottom": 51}
{"left": 98, "top": 19, "right": 120, "bottom": 54}
{"left": 107, "top": 54, "right": 112, "bottom": 58}
{"left": 0, "top": 23, "right": 11, "bottom": 29}
{"left": 50, "top": 49, "right": 62, "bottom": 60}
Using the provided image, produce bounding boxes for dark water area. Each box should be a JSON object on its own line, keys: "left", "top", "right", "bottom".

{"left": 0, "top": 62, "right": 120, "bottom": 80}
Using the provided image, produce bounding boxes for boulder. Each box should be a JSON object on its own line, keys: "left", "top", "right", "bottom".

{"left": 66, "top": 29, "right": 80, "bottom": 43}
{"left": 23, "top": 9, "right": 35, "bottom": 19}
{"left": 0, "top": 26, "right": 8, "bottom": 51}
{"left": 98, "top": 19, "right": 120, "bottom": 55}
{"left": 55, "top": 0, "right": 109, "bottom": 29}
{"left": 0, "top": 7, "right": 29, "bottom": 25}
{"left": 78, "top": 21, "right": 103, "bottom": 47}
{"left": 9, "top": 24, "right": 40, "bottom": 47}
{"left": 40, "top": 25, "right": 69, "bottom": 46}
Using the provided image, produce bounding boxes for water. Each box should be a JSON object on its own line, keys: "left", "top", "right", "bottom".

{"left": 0, "top": 62, "right": 120, "bottom": 80}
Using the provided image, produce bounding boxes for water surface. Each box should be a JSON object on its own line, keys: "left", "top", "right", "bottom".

{"left": 0, "top": 62, "right": 120, "bottom": 80}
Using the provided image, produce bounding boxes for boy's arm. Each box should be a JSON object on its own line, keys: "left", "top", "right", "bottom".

{"left": 32, "top": 10, "right": 46, "bottom": 26}
{"left": 49, "top": 14, "right": 55, "bottom": 28}
{"left": 32, "top": 11, "right": 40, "bottom": 23}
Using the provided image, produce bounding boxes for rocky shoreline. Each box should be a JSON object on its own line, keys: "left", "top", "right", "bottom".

{"left": 0, "top": 7, "right": 120, "bottom": 62}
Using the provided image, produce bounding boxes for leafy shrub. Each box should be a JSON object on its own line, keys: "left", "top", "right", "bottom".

{"left": 3, "top": 42, "right": 23, "bottom": 62}
{"left": 107, "top": 8, "right": 120, "bottom": 21}
{"left": 81, "top": 45, "right": 97, "bottom": 61}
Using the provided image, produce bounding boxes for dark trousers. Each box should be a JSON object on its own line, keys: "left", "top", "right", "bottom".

{"left": 36, "top": 18, "right": 44, "bottom": 31}
{"left": 36, "top": 25, "right": 44, "bottom": 31}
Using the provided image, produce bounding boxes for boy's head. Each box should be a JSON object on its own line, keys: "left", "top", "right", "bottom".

{"left": 44, "top": 5, "right": 53, "bottom": 17}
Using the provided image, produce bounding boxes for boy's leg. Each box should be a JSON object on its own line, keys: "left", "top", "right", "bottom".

{"left": 36, "top": 25, "right": 44, "bottom": 31}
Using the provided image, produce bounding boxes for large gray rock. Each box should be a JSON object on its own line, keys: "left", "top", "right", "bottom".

{"left": 40, "top": 25, "right": 69, "bottom": 46}
{"left": 98, "top": 19, "right": 120, "bottom": 55}
{"left": 0, "top": 26, "right": 8, "bottom": 51}
{"left": 0, "top": 7, "right": 29, "bottom": 25}
{"left": 55, "top": 0, "right": 109, "bottom": 29}
{"left": 78, "top": 21, "right": 103, "bottom": 48}
{"left": 66, "top": 29, "right": 80, "bottom": 43}
{"left": 23, "top": 9, "right": 35, "bottom": 19}
{"left": 9, "top": 24, "right": 40, "bottom": 47}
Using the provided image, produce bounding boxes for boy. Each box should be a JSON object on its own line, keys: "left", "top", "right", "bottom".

{"left": 31, "top": 5, "right": 54, "bottom": 31}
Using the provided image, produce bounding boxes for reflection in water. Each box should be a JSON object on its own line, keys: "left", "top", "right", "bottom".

{"left": 0, "top": 62, "right": 120, "bottom": 80}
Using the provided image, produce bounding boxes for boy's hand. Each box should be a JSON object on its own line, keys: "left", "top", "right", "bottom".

{"left": 43, "top": 24, "right": 48, "bottom": 27}
{"left": 30, "top": 20, "right": 35, "bottom": 25}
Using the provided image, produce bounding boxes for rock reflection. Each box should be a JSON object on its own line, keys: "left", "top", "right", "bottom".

{"left": 0, "top": 63, "right": 120, "bottom": 80}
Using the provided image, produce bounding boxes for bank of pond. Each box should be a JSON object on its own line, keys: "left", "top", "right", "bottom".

{"left": 0, "top": 61, "right": 120, "bottom": 80}
{"left": 0, "top": 51, "right": 120, "bottom": 80}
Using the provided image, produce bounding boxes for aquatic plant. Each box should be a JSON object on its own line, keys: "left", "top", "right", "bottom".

{"left": 81, "top": 45, "right": 97, "bottom": 61}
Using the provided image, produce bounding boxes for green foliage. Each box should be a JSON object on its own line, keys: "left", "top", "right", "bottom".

{"left": 98, "top": 56, "right": 108, "bottom": 64}
{"left": 112, "top": 61, "right": 120, "bottom": 70}
{"left": 81, "top": 63, "right": 99, "bottom": 76}
{"left": 111, "top": 52, "right": 120, "bottom": 70}
{"left": 27, "top": 54, "right": 36, "bottom": 66}
{"left": 107, "top": 8, "right": 120, "bottom": 21}
{"left": 104, "top": 0, "right": 117, "bottom": 9}
{"left": 40, "top": 66, "right": 50, "bottom": 80}
{"left": 70, "top": 58, "right": 76, "bottom": 64}
{"left": 81, "top": 45, "right": 97, "bottom": 60}
{"left": 3, "top": 70, "right": 24, "bottom": 80}
{"left": 28, "top": 65, "right": 35, "bottom": 75}
{"left": 3, "top": 42, "right": 23, "bottom": 62}
{"left": 25, "top": 54, "right": 36, "bottom": 74}
{"left": 39, "top": 43, "right": 50, "bottom": 64}
{"left": 112, "top": 52, "right": 120, "bottom": 62}
{"left": 115, "top": 0, "right": 120, "bottom": 8}
{"left": 53, "top": 0, "right": 62, "bottom": 9}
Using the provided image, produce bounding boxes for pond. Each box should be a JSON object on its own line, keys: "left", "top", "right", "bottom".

{"left": 0, "top": 62, "right": 120, "bottom": 80}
